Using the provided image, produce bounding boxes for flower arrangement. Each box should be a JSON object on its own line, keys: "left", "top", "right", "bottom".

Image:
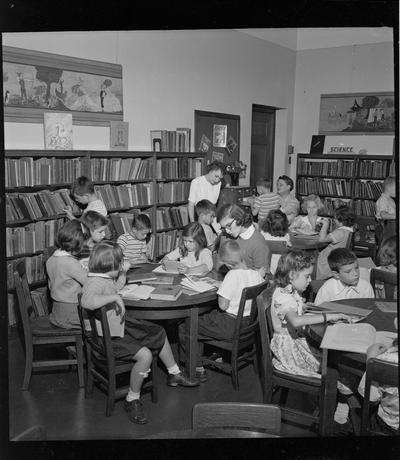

{"left": 225, "top": 160, "right": 247, "bottom": 186}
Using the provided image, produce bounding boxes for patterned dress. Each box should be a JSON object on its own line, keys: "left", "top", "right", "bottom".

{"left": 270, "top": 285, "right": 322, "bottom": 378}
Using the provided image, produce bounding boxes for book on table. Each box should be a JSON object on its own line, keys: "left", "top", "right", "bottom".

{"left": 119, "top": 284, "right": 155, "bottom": 300}
{"left": 142, "top": 275, "right": 174, "bottom": 285}
{"left": 126, "top": 272, "right": 158, "bottom": 284}
{"left": 320, "top": 323, "right": 397, "bottom": 354}
{"left": 149, "top": 285, "right": 182, "bottom": 301}
{"left": 180, "top": 275, "right": 217, "bottom": 293}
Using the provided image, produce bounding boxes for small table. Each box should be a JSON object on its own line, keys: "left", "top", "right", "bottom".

{"left": 123, "top": 264, "right": 220, "bottom": 380}
{"left": 307, "top": 298, "right": 397, "bottom": 436}
{"left": 141, "top": 428, "right": 279, "bottom": 439}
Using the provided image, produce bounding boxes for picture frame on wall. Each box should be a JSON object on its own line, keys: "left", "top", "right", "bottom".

{"left": 3, "top": 46, "right": 123, "bottom": 126}
{"left": 43, "top": 112, "right": 73, "bottom": 150}
{"left": 310, "top": 135, "right": 325, "bottom": 154}
{"left": 110, "top": 121, "right": 129, "bottom": 150}
{"left": 318, "top": 92, "right": 394, "bottom": 135}
{"left": 194, "top": 110, "right": 240, "bottom": 164}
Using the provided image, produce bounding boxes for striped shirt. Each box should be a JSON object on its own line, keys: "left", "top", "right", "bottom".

{"left": 117, "top": 232, "right": 148, "bottom": 264}
{"left": 254, "top": 192, "right": 280, "bottom": 220}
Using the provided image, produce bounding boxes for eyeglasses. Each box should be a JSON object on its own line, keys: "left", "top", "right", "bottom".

{"left": 223, "top": 219, "right": 236, "bottom": 230}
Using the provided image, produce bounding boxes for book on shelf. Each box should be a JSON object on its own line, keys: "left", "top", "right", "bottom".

{"left": 297, "top": 158, "right": 354, "bottom": 177}
{"left": 180, "top": 275, "right": 217, "bottom": 293}
{"left": 7, "top": 254, "right": 47, "bottom": 289}
{"left": 358, "top": 159, "right": 389, "bottom": 178}
{"left": 354, "top": 180, "right": 383, "bottom": 199}
{"left": 320, "top": 323, "right": 396, "bottom": 354}
{"left": 94, "top": 183, "right": 153, "bottom": 209}
{"left": 149, "top": 285, "right": 182, "bottom": 301}
{"left": 157, "top": 181, "right": 191, "bottom": 203}
{"left": 126, "top": 272, "right": 158, "bottom": 284}
{"left": 119, "top": 284, "right": 155, "bottom": 300}
{"left": 150, "top": 128, "right": 191, "bottom": 152}
{"left": 156, "top": 157, "right": 202, "bottom": 179}
{"left": 353, "top": 200, "right": 376, "bottom": 217}
{"left": 156, "top": 230, "right": 180, "bottom": 257}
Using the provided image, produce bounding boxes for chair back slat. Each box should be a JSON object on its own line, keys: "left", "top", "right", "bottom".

{"left": 192, "top": 402, "right": 281, "bottom": 435}
{"left": 256, "top": 292, "right": 274, "bottom": 377}
{"left": 361, "top": 357, "right": 399, "bottom": 435}
{"left": 370, "top": 268, "right": 398, "bottom": 300}
{"left": 13, "top": 261, "right": 35, "bottom": 339}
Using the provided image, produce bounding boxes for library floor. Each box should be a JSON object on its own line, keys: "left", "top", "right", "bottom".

{"left": 8, "top": 332, "right": 317, "bottom": 440}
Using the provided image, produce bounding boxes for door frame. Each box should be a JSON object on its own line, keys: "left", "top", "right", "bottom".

{"left": 250, "top": 104, "right": 277, "bottom": 189}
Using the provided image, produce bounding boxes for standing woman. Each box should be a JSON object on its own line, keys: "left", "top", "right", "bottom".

{"left": 188, "top": 161, "right": 224, "bottom": 222}
{"left": 276, "top": 175, "right": 300, "bottom": 225}
{"left": 217, "top": 203, "right": 271, "bottom": 277}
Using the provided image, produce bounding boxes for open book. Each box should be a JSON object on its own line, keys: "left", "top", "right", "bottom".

{"left": 153, "top": 261, "right": 180, "bottom": 274}
{"left": 320, "top": 323, "right": 397, "bottom": 354}
{"left": 180, "top": 275, "right": 217, "bottom": 293}
{"left": 314, "top": 301, "right": 372, "bottom": 318}
{"left": 119, "top": 284, "right": 155, "bottom": 300}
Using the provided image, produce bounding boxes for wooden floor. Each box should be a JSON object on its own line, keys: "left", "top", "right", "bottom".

{"left": 8, "top": 330, "right": 319, "bottom": 441}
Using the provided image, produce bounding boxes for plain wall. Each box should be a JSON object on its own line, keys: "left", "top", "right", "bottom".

{"left": 2, "top": 30, "right": 297, "bottom": 185}
{"left": 290, "top": 41, "right": 394, "bottom": 177}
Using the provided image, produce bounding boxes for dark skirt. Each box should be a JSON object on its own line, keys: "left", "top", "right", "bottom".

{"left": 197, "top": 309, "right": 249, "bottom": 342}
{"left": 112, "top": 313, "right": 166, "bottom": 361}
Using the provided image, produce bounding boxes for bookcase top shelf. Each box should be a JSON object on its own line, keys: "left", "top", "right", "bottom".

{"left": 297, "top": 153, "right": 394, "bottom": 160}
{"left": 5, "top": 150, "right": 205, "bottom": 159}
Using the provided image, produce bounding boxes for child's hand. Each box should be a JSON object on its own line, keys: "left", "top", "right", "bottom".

{"left": 367, "top": 343, "right": 389, "bottom": 360}
{"left": 327, "top": 313, "right": 352, "bottom": 323}
{"left": 63, "top": 206, "right": 74, "bottom": 220}
{"left": 114, "top": 296, "right": 126, "bottom": 324}
{"left": 160, "top": 257, "right": 167, "bottom": 269}
{"left": 121, "top": 261, "right": 131, "bottom": 272}
{"left": 177, "top": 263, "right": 189, "bottom": 274}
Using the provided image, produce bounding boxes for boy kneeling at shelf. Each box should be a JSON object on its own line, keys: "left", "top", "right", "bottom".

{"left": 64, "top": 176, "right": 107, "bottom": 219}
{"left": 314, "top": 248, "right": 374, "bottom": 306}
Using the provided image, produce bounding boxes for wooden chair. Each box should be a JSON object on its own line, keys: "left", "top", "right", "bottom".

{"left": 257, "top": 290, "right": 322, "bottom": 432}
{"left": 264, "top": 240, "right": 288, "bottom": 255}
{"left": 77, "top": 300, "right": 158, "bottom": 417}
{"left": 192, "top": 402, "right": 281, "bottom": 435}
{"left": 360, "top": 357, "right": 399, "bottom": 436}
{"left": 11, "top": 425, "right": 47, "bottom": 441}
{"left": 308, "top": 278, "right": 329, "bottom": 302}
{"left": 201, "top": 280, "right": 269, "bottom": 390}
{"left": 370, "top": 268, "right": 398, "bottom": 300}
{"left": 13, "top": 260, "right": 84, "bottom": 390}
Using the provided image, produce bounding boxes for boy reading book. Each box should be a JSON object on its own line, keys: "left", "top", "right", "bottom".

{"left": 314, "top": 248, "right": 374, "bottom": 306}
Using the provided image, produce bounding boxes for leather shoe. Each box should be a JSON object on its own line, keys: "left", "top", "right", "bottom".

{"left": 124, "top": 399, "right": 148, "bottom": 424}
{"left": 167, "top": 371, "right": 199, "bottom": 387}
{"left": 333, "top": 420, "right": 353, "bottom": 436}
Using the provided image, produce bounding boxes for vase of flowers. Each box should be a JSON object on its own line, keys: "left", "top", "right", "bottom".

{"left": 225, "top": 161, "right": 247, "bottom": 186}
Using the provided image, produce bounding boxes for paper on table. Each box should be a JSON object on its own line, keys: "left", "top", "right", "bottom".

{"left": 119, "top": 284, "right": 155, "bottom": 299}
{"left": 320, "top": 323, "right": 397, "bottom": 354}
{"left": 153, "top": 264, "right": 179, "bottom": 275}
{"left": 375, "top": 301, "right": 398, "bottom": 313}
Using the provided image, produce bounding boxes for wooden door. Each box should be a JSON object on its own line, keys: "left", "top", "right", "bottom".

{"left": 250, "top": 105, "right": 276, "bottom": 189}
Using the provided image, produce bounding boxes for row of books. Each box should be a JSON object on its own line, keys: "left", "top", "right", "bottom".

{"left": 6, "top": 218, "right": 64, "bottom": 257}
{"left": 31, "top": 286, "right": 51, "bottom": 316}
{"left": 322, "top": 198, "right": 351, "bottom": 216}
{"left": 6, "top": 189, "right": 78, "bottom": 223}
{"left": 108, "top": 210, "right": 153, "bottom": 237}
{"left": 353, "top": 180, "right": 383, "bottom": 199}
{"left": 353, "top": 223, "right": 376, "bottom": 245}
{"left": 157, "top": 182, "right": 190, "bottom": 203}
{"left": 5, "top": 156, "right": 85, "bottom": 188}
{"left": 156, "top": 230, "right": 180, "bottom": 257}
{"left": 150, "top": 128, "right": 191, "bottom": 152}
{"left": 88, "top": 157, "right": 153, "bottom": 182}
{"left": 297, "top": 178, "right": 352, "bottom": 197}
{"left": 156, "top": 158, "right": 202, "bottom": 179}
{"left": 297, "top": 159, "right": 354, "bottom": 177}
{"left": 358, "top": 160, "right": 391, "bottom": 177}
{"left": 7, "top": 254, "right": 47, "bottom": 289}
{"left": 156, "top": 205, "right": 189, "bottom": 230}
{"left": 94, "top": 183, "right": 153, "bottom": 209}
{"left": 353, "top": 199, "right": 377, "bottom": 217}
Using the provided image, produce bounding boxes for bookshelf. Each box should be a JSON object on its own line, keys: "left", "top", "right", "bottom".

{"left": 296, "top": 153, "right": 395, "bottom": 257}
{"left": 5, "top": 149, "right": 205, "bottom": 326}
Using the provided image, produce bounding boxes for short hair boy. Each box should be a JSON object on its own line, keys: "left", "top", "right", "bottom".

{"left": 249, "top": 178, "right": 280, "bottom": 222}
{"left": 65, "top": 176, "right": 107, "bottom": 220}
{"left": 195, "top": 199, "right": 217, "bottom": 251}
{"left": 314, "top": 248, "right": 374, "bottom": 305}
{"left": 375, "top": 176, "right": 396, "bottom": 243}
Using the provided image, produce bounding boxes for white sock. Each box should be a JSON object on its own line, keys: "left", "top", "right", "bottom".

{"left": 167, "top": 364, "right": 180, "bottom": 375}
{"left": 334, "top": 402, "right": 349, "bottom": 424}
{"left": 126, "top": 390, "right": 140, "bottom": 402}
{"left": 196, "top": 366, "right": 205, "bottom": 372}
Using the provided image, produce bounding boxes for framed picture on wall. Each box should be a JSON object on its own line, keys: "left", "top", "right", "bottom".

{"left": 194, "top": 110, "right": 240, "bottom": 164}
{"left": 110, "top": 121, "right": 129, "bottom": 150}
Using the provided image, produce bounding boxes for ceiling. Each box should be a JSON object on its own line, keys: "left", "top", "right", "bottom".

{"left": 236, "top": 28, "right": 394, "bottom": 50}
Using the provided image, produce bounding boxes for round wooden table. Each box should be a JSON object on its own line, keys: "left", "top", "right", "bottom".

{"left": 123, "top": 264, "right": 219, "bottom": 380}
{"left": 307, "top": 298, "right": 397, "bottom": 436}
{"left": 140, "top": 428, "right": 279, "bottom": 438}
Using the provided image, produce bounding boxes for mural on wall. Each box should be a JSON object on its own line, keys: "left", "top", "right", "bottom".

{"left": 3, "top": 46, "right": 123, "bottom": 126}
{"left": 3, "top": 62, "right": 123, "bottom": 113}
{"left": 319, "top": 92, "right": 394, "bottom": 135}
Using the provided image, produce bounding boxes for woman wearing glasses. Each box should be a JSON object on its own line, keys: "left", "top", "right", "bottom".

{"left": 216, "top": 203, "right": 271, "bottom": 278}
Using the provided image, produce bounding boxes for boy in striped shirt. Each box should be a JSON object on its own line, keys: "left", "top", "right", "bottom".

{"left": 117, "top": 214, "right": 152, "bottom": 266}
{"left": 249, "top": 179, "right": 280, "bottom": 224}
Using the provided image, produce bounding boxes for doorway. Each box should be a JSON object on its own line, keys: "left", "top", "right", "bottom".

{"left": 250, "top": 104, "right": 276, "bottom": 189}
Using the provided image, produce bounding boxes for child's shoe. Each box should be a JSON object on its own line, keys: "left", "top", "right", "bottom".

{"left": 332, "top": 419, "right": 353, "bottom": 436}
{"left": 124, "top": 399, "right": 148, "bottom": 424}
{"left": 167, "top": 371, "right": 199, "bottom": 387}
{"left": 195, "top": 369, "right": 208, "bottom": 383}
